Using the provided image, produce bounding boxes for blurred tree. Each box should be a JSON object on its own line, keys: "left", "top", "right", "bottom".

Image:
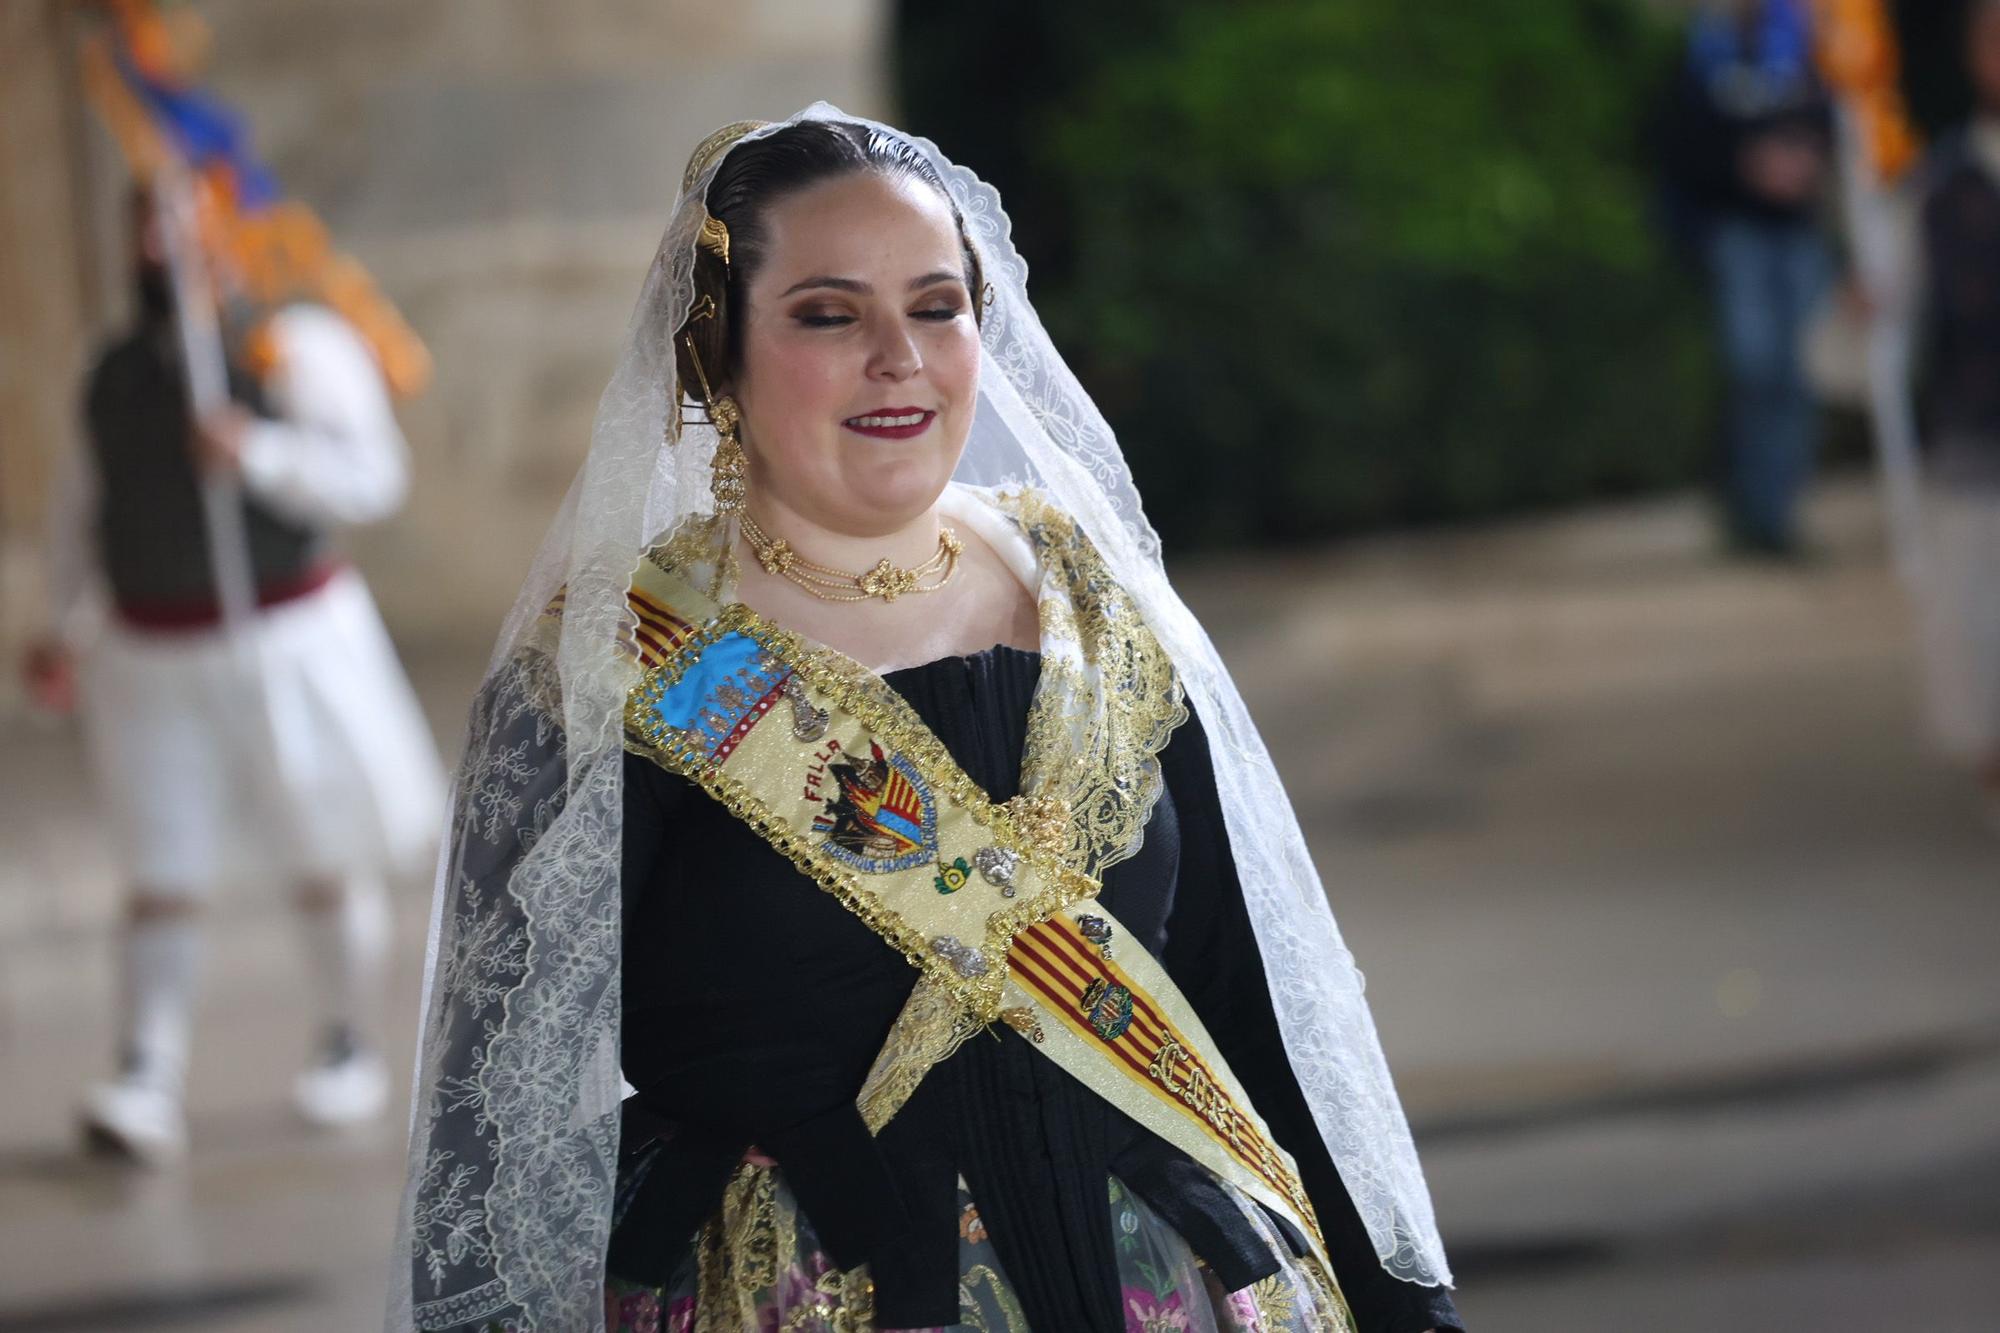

{"left": 897, "top": 0, "right": 1718, "bottom": 549}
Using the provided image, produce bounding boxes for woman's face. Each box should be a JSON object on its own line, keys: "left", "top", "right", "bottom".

{"left": 731, "top": 170, "right": 981, "bottom": 537}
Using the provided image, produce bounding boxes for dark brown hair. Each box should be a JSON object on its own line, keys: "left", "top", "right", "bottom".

{"left": 674, "top": 120, "right": 985, "bottom": 400}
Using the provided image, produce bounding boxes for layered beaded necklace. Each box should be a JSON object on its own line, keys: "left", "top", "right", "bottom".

{"left": 739, "top": 510, "right": 964, "bottom": 603}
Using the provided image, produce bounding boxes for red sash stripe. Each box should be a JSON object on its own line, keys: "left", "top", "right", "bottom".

{"left": 623, "top": 587, "right": 699, "bottom": 667}
{"left": 1040, "top": 921, "right": 1232, "bottom": 1089}
{"left": 1008, "top": 948, "right": 1163, "bottom": 1086}
{"left": 1019, "top": 922, "right": 1172, "bottom": 1050}
{"left": 1009, "top": 936, "right": 1173, "bottom": 1078}
{"left": 1009, "top": 918, "right": 1320, "bottom": 1248}
{"left": 542, "top": 582, "right": 700, "bottom": 668}
{"left": 632, "top": 624, "right": 671, "bottom": 664}
{"left": 629, "top": 588, "right": 693, "bottom": 639}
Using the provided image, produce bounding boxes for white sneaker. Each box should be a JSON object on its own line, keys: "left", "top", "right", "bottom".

{"left": 293, "top": 1050, "right": 389, "bottom": 1128}
{"left": 80, "top": 1078, "right": 188, "bottom": 1166}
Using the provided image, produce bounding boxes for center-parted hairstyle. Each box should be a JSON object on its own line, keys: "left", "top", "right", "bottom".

{"left": 674, "top": 119, "right": 988, "bottom": 401}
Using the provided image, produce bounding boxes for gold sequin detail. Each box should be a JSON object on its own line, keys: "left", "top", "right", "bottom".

{"left": 1001, "top": 489, "right": 1189, "bottom": 876}
{"left": 958, "top": 1263, "right": 1031, "bottom": 1332}
{"left": 690, "top": 1161, "right": 875, "bottom": 1333}
{"left": 856, "top": 977, "right": 983, "bottom": 1132}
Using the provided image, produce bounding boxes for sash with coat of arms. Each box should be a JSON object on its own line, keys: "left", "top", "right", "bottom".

{"left": 616, "top": 486, "right": 1339, "bottom": 1282}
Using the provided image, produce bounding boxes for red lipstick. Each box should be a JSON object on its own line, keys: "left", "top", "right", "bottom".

{"left": 841, "top": 407, "right": 935, "bottom": 440}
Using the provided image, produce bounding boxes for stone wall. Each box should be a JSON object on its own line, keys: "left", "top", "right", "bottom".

{"left": 0, "top": 3, "right": 101, "bottom": 663}
{"left": 0, "top": 0, "right": 889, "bottom": 658}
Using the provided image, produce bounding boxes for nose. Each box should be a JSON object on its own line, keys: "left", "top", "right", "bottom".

{"left": 866, "top": 319, "right": 921, "bottom": 383}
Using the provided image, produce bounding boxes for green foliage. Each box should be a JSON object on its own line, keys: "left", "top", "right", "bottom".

{"left": 899, "top": 0, "right": 1721, "bottom": 548}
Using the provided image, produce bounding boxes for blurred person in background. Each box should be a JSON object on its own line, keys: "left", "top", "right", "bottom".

{"left": 20, "top": 188, "right": 445, "bottom": 1164}
{"left": 1659, "top": 0, "right": 1837, "bottom": 556}
{"left": 1912, "top": 0, "right": 2000, "bottom": 815}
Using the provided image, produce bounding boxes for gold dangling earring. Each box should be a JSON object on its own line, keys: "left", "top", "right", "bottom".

{"left": 683, "top": 210, "right": 749, "bottom": 514}
{"left": 679, "top": 288, "right": 745, "bottom": 517}
{"left": 707, "top": 393, "right": 746, "bottom": 516}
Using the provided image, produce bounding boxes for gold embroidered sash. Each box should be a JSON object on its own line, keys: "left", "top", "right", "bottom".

{"left": 620, "top": 561, "right": 1332, "bottom": 1270}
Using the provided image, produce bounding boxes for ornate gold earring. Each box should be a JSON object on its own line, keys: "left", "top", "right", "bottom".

{"left": 707, "top": 394, "right": 746, "bottom": 515}
{"left": 679, "top": 321, "right": 746, "bottom": 516}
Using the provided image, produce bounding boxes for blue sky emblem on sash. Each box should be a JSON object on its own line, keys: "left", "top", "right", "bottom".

{"left": 645, "top": 630, "right": 788, "bottom": 761}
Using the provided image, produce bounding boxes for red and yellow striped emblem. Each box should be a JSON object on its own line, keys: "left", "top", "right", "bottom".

{"left": 627, "top": 587, "right": 697, "bottom": 667}
{"left": 1010, "top": 916, "right": 1324, "bottom": 1253}
{"left": 541, "top": 585, "right": 699, "bottom": 669}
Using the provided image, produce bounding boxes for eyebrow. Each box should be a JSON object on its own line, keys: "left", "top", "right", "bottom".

{"left": 778, "top": 271, "right": 966, "bottom": 298}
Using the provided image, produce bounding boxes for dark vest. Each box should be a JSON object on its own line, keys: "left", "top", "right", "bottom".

{"left": 84, "top": 323, "right": 329, "bottom": 613}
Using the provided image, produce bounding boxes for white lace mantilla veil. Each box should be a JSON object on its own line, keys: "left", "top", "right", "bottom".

{"left": 392, "top": 101, "right": 1449, "bottom": 1332}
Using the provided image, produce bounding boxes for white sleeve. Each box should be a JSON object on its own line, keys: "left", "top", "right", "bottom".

{"left": 235, "top": 305, "right": 410, "bottom": 527}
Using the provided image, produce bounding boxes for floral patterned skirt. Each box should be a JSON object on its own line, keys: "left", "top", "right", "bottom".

{"left": 605, "top": 1162, "right": 1356, "bottom": 1333}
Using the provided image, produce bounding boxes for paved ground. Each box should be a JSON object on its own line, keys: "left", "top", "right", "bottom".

{"left": 2, "top": 477, "right": 1995, "bottom": 1331}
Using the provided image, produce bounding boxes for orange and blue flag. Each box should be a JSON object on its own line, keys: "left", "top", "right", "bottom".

{"left": 80, "top": 0, "right": 432, "bottom": 395}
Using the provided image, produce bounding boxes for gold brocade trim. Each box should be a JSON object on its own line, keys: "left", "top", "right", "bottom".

{"left": 998, "top": 489, "right": 1188, "bottom": 876}
{"left": 692, "top": 1161, "right": 875, "bottom": 1333}
{"left": 1248, "top": 1271, "right": 1301, "bottom": 1327}
{"left": 623, "top": 594, "right": 1103, "bottom": 1024}
{"left": 1007, "top": 914, "right": 1328, "bottom": 1262}
{"left": 958, "top": 1263, "right": 1031, "bottom": 1332}
{"left": 645, "top": 511, "right": 736, "bottom": 604}
{"left": 1296, "top": 1253, "right": 1361, "bottom": 1333}
{"left": 855, "top": 976, "right": 983, "bottom": 1133}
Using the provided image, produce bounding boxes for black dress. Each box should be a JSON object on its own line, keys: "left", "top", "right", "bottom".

{"left": 616, "top": 645, "right": 1461, "bottom": 1333}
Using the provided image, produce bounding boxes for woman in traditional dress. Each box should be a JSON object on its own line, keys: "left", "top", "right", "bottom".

{"left": 395, "top": 107, "right": 1461, "bottom": 1333}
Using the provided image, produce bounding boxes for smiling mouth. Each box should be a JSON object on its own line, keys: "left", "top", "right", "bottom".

{"left": 842, "top": 409, "right": 936, "bottom": 438}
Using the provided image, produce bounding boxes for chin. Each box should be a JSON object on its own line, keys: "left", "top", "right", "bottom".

{"left": 840, "top": 458, "right": 955, "bottom": 523}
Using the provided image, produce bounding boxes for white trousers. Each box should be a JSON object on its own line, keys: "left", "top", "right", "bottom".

{"left": 1917, "top": 491, "right": 2000, "bottom": 762}
{"left": 79, "top": 569, "right": 446, "bottom": 893}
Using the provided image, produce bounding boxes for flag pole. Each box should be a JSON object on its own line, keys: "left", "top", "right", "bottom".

{"left": 151, "top": 156, "right": 260, "bottom": 633}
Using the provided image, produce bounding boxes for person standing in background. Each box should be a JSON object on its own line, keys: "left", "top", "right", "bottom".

{"left": 21, "top": 189, "right": 445, "bottom": 1164}
{"left": 1912, "top": 0, "right": 2000, "bottom": 816}
{"left": 1659, "top": 0, "right": 1837, "bottom": 555}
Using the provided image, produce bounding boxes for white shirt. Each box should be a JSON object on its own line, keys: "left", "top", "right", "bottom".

{"left": 43, "top": 304, "right": 410, "bottom": 637}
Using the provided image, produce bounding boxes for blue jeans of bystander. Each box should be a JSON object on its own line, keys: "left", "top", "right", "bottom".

{"left": 1705, "top": 217, "right": 1833, "bottom": 551}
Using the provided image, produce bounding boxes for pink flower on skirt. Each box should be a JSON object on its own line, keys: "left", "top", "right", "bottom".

{"left": 1222, "top": 1285, "right": 1268, "bottom": 1331}
{"left": 1124, "top": 1286, "right": 1192, "bottom": 1332}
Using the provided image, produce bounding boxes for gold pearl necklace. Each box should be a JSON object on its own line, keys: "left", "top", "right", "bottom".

{"left": 739, "top": 511, "right": 964, "bottom": 603}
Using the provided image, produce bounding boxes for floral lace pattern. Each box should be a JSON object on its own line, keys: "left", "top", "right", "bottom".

{"left": 1001, "top": 488, "right": 1187, "bottom": 876}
